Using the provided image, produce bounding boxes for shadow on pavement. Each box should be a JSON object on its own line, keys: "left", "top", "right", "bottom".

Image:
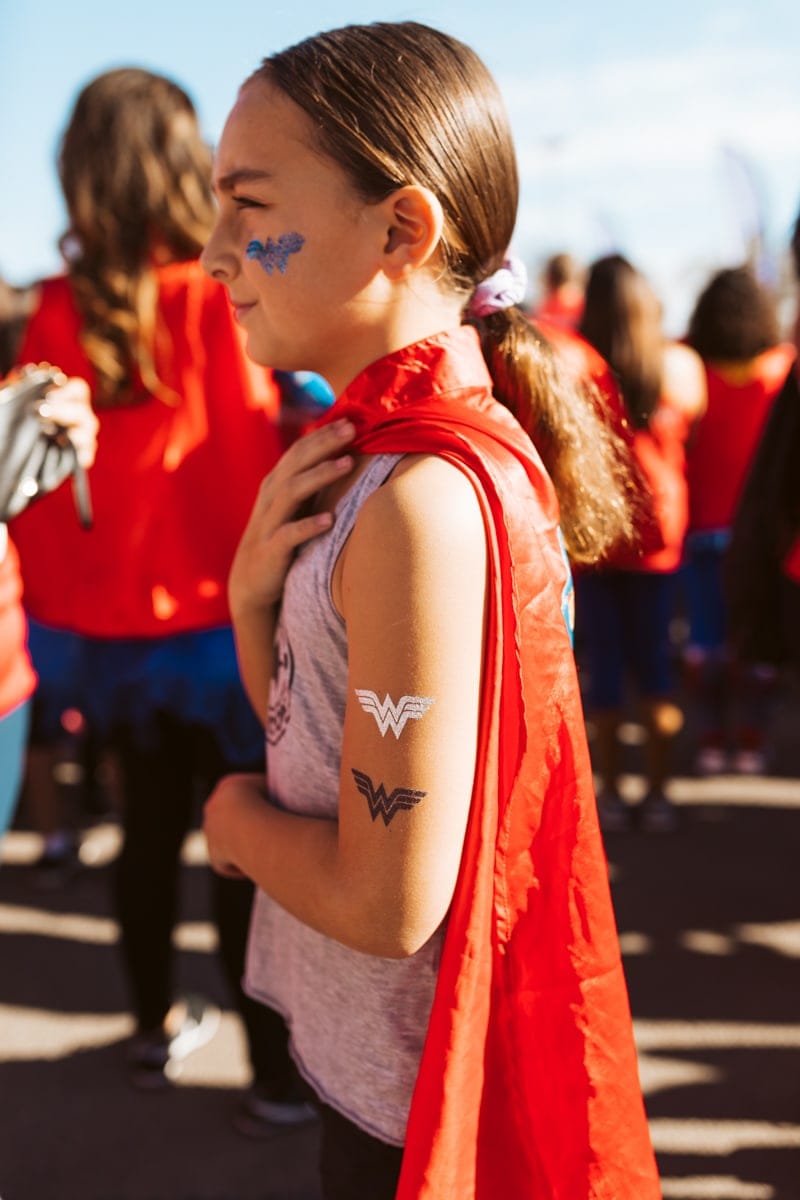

{"left": 1, "top": 672, "right": 799, "bottom": 1199}
{"left": 0, "top": 855, "right": 322, "bottom": 1200}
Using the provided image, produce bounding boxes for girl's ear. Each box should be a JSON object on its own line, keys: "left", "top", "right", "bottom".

{"left": 380, "top": 186, "right": 444, "bottom": 277}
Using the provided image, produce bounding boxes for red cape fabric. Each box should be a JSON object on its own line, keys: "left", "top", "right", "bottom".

{"left": 688, "top": 344, "right": 796, "bottom": 532}
{"left": 0, "top": 536, "right": 36, "bottom": 717}
{"left": 320, "top": 326, "right": 660, "bottom": 1199}
{"left": 12, "top": 265, "right": 284, "bottom": 637}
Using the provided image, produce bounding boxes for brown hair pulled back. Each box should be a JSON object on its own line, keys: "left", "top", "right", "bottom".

{"left": 58, "top": 67, "right": 216, "bottom": 405}
{"left": 687, "top": 266, "right": 780, "bottom": 362}
{"left": 253, "top": 22, "right": 634, "bottom": 563}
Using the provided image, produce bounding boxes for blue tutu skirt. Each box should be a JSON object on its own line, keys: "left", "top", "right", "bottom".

{"left": 26, "top": 621, "right": 264, "bottom": 766}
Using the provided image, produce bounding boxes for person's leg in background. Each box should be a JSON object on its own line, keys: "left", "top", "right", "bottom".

{"left": 0, "top": 698, "right": 31, "bottom": 846}
{"left": 628, "top": 570, "right": 684, "bottom": 832}
{"left": 683, "top": 537, "right": 732, "bottom": 773}
{"left": 113, "top": 714, "right": 219, "bottom": 1086}
{"left": 730, "top": 658, "right": 777, "bottom": 774}
{"left": 575, "top": 570, "right": 631, "bottom": 832}
{"left": 193, "top": 728, "right": 313, "bottom": 1132}
{"left": 21, "top": 624, "right": 87, "bottom": 884}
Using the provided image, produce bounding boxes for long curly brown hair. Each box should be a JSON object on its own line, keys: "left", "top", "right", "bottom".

{"left": 58, "top": 67, "right": 216, "bottom": 406}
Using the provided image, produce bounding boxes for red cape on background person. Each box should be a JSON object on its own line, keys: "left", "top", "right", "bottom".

{"left": 534, "top": 286, "right": 585, "bottom": 331}
{"left": 688, "top": 344, "right": 796, "bottom": 533}
{"left": 534, "top": 316, "right": 665, "bottom": 568}
{"left": 12, "top": 264, "right": 284, "bottom": 637}
{"left": 0, "top": 535, "right": 36, "bottom": 717}
{"left": 320, "top": 325, "right": 660, "bottom": 1199}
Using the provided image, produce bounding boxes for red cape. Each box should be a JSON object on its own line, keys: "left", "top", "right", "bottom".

{"left": 688, "top": 344, "right": 796, "bottom": 532}
{"left": 12, "top": 266, "right": 284, "bottom": 636}
{"left": 0, "top": 536, "right": 36, "bottom": 717}
{"left": 320, "top": 327, "right": 660, "bottom": 1198}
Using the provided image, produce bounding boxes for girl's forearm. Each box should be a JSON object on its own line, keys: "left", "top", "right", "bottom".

{"left": 231, "top": 603, "right": 277, "bottom": 724}
{"left": 210, "top": 779, "right": 387, "bottom": 954}
{"left": 207, "top": 770, "right": 432, "bottom": 958}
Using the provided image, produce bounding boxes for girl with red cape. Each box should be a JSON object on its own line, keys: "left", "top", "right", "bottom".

{"left": 202, "top": 21, "right": 661, "bottom": 1199}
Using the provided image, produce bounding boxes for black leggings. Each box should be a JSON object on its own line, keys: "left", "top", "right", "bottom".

{"left": 112, "top": 713, "right": 292, "bottom": 1088}
{"left": 318, "top": 1102, "right": 404, "bottom": 1200}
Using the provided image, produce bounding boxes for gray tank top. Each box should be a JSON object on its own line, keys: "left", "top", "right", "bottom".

{"left": 245, "top": 453, "right": 444, "bottom": 1146}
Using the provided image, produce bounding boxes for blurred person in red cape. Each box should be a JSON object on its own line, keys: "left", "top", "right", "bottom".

{"left": 575, "top": 255, "right": 706, "bottom": 834}
{"left": 727, "top": 211, "right": 800, "bottom": 681}
{"left": 533, "top": 251, "right": 585, "bottom": 330}
{"left": 11, "top": 67, "right": 309, "bottom": 1126}
{"left": 684, "top": 265, "right": 795, "bottom": 775}
{"left": 0, "top": 373, "right": 97, "bottom": 847}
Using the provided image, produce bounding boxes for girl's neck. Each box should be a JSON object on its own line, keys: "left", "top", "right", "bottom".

{"left": 327, "top": 282, "right": 464, "bottom": 397}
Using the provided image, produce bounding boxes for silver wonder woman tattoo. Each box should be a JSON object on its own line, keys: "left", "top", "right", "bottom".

{"left": 351, "top": 769, "right": 426, "bottom": 827}
{"left": 355, "top": 690, "right": 435, "bottom": 739}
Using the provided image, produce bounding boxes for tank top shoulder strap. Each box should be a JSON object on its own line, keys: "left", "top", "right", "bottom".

{"left": 322, "top": 453, "right": 404, "bottom": 570}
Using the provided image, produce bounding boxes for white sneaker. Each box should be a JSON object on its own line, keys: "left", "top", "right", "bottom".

{"left": 696, "top": 746, "right": 728, "bottom": 776}
{"left": 638, "top": 791, "right": 679, "bottom": 835}
{"left": 128, "top": 995, "right": 221, "bottom": 1088}
{"left": 596, "top": 790, "right": 632, "bottom": 834}
{"left": 732, "top": 748, "right": 766, "bottom": 775}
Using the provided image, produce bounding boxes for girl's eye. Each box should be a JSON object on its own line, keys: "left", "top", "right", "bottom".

{"left": 233, "top": 195, "right": 265, "bottom": 210}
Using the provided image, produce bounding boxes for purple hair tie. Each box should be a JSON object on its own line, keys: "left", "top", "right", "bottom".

{"left": 467, "top": 256, "right": 528, "bottom": 318}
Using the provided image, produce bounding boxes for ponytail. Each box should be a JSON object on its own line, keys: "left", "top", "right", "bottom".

{"left": 473, "top": 307, "right": 637, "bottom": 564}
{"left": 256, "top": 22, "right": 640, "bottom": 563}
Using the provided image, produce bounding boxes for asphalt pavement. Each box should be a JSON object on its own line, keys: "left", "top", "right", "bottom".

{"left": 1, "top": 676, "right": 798, "bottom": 1200}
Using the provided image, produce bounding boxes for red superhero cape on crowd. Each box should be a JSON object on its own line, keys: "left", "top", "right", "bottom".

{"left": 320, "top": 325, "right": 660, "bottom": 1199}
{"left": 12, "top": 264, "right": 284, "bottom": 637}
{"left": 0, "top": 535, "right": 36, "bottom": 718}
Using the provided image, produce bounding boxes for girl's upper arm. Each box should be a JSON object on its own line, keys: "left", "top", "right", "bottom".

{"left": 664, "top": 342, "right": 707, "bottom": 421}
{"left": 335, "top": 454, "right": 488, "bottom": 957}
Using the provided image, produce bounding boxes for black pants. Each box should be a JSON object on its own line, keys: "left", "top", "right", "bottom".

{"left": 318, "top": 1102, "right": 404, "bottom": 1200}
{"left": 112, "top": 713, "right": 292, "bottom": 1088}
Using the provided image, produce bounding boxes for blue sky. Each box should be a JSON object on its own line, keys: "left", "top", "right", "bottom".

{"left": 1, "top": 0, "right": 799, "bottom": 333}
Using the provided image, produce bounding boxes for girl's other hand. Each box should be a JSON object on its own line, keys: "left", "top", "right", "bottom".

{"left": 229, "top": 418, "right": 356, "bottom": 615}
{"left": 37, "top": 375, "right": 99, "bottom": 469}
{"left": 203, "top": 772, "right": 269, "bottom": 879}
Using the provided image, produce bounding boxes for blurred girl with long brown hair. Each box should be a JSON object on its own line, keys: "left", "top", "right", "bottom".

{"left": 11, "top": 67, "right": 302, "bottom": 1120}
{"left": 578, "top": 254, "right": 706, "bottom": 833}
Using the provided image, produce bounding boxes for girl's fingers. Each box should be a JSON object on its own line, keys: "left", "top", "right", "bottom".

{"left": 256, "top": 452, "right": 354, "bottom": 528}
{"left": 282, "top": 510, "right": 335, "bottom": 548}
{"left": 39, "top": 378, "right": 99, "bottom": 469}
{"left": 304, "top": 418, "right": 357, "bottom": 456}
{"left": 279, "top": 418, "right": 356, "bottom": 479}
{"left": 231, "top": 420, "right": 355, "bottom": 610}
{"left": 286, "top": 453, "right": 354, "bottom": 508}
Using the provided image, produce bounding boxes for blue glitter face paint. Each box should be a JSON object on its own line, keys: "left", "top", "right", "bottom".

{"left": 246, "top": 232, "right": 305, "bottom": 275}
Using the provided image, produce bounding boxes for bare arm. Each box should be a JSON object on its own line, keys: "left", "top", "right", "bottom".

{"left": 662, "top": 341, "right": 707, "bottom": 423}
{"left": 204, "top": 453, "right": 487, "bottom": 956}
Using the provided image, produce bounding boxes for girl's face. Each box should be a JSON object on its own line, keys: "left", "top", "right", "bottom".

{"left": 202, "top": 79, "right": 392, "bottom": 393}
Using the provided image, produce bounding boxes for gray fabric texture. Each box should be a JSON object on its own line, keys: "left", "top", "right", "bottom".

{"left": 245, "top": 452, "right": 445, "bottom": 1147}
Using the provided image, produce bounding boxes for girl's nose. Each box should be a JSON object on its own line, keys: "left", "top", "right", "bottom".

{"left": 201, "top": 225, "right": 235, "bottom": 282}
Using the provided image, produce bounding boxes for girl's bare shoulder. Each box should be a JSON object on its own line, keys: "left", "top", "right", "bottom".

{"left": 662, "top": 341, "right": 707, "bottom": 419}
{"left": 363, "top": 452, "right": 484, "bottom": 544}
